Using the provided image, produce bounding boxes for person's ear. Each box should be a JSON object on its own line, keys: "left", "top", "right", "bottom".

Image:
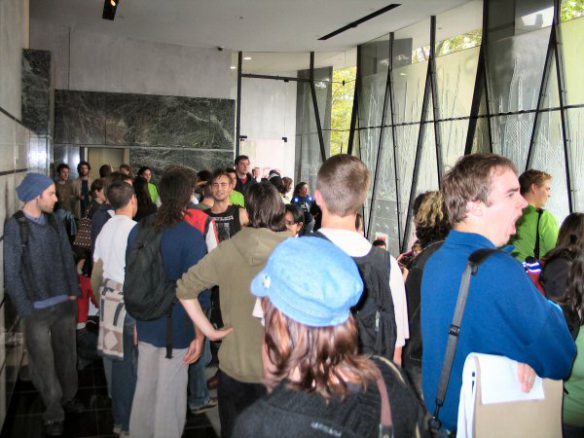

{"left": 466, "top": 199, "right": 484, "bottom": 217}
{"left": 314, "top": 190, "right": 324, "bottom": 207}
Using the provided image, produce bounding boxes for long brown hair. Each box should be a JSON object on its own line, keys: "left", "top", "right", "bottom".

{"left": 155, "top": 166, "right": 194, "bottom": 230}
{"left": 261, "top": 298, "right": 379, "bottom": 401}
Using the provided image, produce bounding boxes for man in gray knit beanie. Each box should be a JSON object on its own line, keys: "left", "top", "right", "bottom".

{"left": 4, "top": 173, "right": 84, "bottom": 436}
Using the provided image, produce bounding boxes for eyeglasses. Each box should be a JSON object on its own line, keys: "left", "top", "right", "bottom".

{"left": 285, "top": 220, "right": 297, "bottom": 226}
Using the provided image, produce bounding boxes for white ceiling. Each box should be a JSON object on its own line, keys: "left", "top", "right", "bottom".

{"left": 30, "top": 0, "right": 472, "bottom": 53}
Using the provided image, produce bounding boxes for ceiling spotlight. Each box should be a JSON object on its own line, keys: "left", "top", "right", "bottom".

{"left": 243, "top": 56, "right": 252, "bottom": 61}
{"left": 103, "top": 0, "right": 120, "bottom": 21}
{"left": 230, "top": 66, "right": 237, "bottom": 70}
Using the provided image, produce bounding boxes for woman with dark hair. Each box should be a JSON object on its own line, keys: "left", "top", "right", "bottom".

{"left": 232, "top": 237, "right": 427, "bottom": 437}
{"left": 540, "top": 213, "right": 584, "bottom": 300}
{"left": 132, "top": 176, "right": 157, "bottom": 222}
{"left": 546, "top": 251, "right": 584, "bottom": 437}
{"left": 128, "top": 166, "right": 209, "bottom": 437}
{"left": 402, "top": 191, "right": 451, "bottom": 397}
{"left": 177, "top": 181, "right": 289, "bottom": 438}
{"left": 137, "top": 166, "right": 160, "bottom": 205}
{"left": 284, "top": 204, "right": 304, "bottom": 237}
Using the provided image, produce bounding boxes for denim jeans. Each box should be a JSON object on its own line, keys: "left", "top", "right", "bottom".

{"left": 217, "top": 370, "right": 265, "bottom": 438}
{"left": 24, "top": 299, "right": 78, "bottom": 422}
{"left": 188, "top": 338, "right": 212, "bottom": 408}
{"left": 111, "top": 319, "right": 137, "bottom": 432}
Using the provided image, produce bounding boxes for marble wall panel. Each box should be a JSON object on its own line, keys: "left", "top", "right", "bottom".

{"left": 22, "top": 49, "right": 51, "bottom": 135}
{"left": 105, "top": 93, "right": 160, "bottom": 146}
{"left": 129, "top": 147, "right": 233, "bottom": 181}
{"left": 209, "top": 99, "right": 235, "bottom": 150}
{"left": 182, "top": 149, "right": 234, "bottom": 172}
{"left": 154, "top": 96, "right": 209, "bottom": 148}
{"left": 54, "top": 91, "right": 106, "bottom": 145}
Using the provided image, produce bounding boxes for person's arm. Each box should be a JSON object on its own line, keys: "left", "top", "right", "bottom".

{"left": 176, "top": 243, "right": 233, "bottom": 340}
{"left": 3, "top": 219, "right": 34, "bottom": 316}
{"left": 184, "top": 325, "right": 205, "bottom": 364}
{"left": 486, "top": 256, "right": 575, "bottom": 379}
{"left": 239, "top": 208, "right": 249, "bottom": 226}
{"left": 56, "top": 216, "right": 82, "bottom": 297}
{"left": 389, "top": 256, "right": 409, "bottom": 366}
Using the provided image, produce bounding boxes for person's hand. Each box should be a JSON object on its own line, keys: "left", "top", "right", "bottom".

{"left": 208, "top": 326, "right": 234, "bottom": 342}
{"left": 183, "top": 339, "right": 203, "bottom": 365}
{"left": 517, "top": 362, "right": 537, "bottom": 392}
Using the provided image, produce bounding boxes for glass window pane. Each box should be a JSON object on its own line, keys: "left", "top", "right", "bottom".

{"left": 562, "top": 16, "right": 584, "bottom": 105}
{"left": 491, "top": 112, "right": 536, "bottom": 170}
{"left": 358, "top": 36, "right": 389, "bottom": 128}
{"left": 394, "top": 123, "right": 420, "bottom": 237}
{"left": 487, "top": 26, "right": 552, "bottom": 113}
{"left": 435, "top": 1, "right": 483, "bottom": 57}
{"left": 368, "top": 128, "right": 400, "bottom": 254}
{"left": 441, "top": 119, "right": 469, "bottom": 169}
{"left": 435, "top": 47, "right": 480, "bottom": 118}
{"left": 568, "top": 108, "right": 584, "bottom": 211}
{"left": 531, "top": 109, "right": 570, "bottom": 222}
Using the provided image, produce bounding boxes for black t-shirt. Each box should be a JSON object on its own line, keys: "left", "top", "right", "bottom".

{"left": 208, "top": 205, "right": 241, "bottom": 242}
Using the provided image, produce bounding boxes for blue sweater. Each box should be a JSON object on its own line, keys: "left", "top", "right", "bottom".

{"left": 3, "top": 212, "right": 81, "bottom": 316}
{"left": 127, "top": 221, "right": 206, "bottom": 349}
{"left": 421, "top": 230, "right": 576, "bottom": 431}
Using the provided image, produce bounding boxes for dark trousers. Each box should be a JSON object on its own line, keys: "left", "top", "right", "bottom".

{"left": 217, "top": 370, "right": 265, "bottom": 438}
{"left": 24, "top": 299, "right": 78, "bottom": 422}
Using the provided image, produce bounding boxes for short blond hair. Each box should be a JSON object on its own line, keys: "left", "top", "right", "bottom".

{"left": 317, "top": 155, "right": 370, "bottom": 217}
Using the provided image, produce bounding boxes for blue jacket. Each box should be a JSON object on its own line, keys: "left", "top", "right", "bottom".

{"left": 128, "top": 221, "right": 206, "bottom": 349}
{"left": 421, "top": 230, "right": 576, "bottom": 431}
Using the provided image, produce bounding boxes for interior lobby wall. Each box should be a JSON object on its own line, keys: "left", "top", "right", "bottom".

{"left": 29, "top": 20, "right": 232, "bottom": 100}
{"left": 0, "top": 0, "right": 37, "bottom": 428}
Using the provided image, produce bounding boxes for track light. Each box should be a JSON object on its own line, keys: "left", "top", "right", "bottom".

{"left": 102, "top": 0, "right": 120, "bottom": 21}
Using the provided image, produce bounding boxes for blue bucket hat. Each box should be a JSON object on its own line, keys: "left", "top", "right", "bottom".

{"left": 251, "top": 237, "right": 363, "bottom": 327}
{"left": 16, "top": 173, "right": 54, "bottom": 202}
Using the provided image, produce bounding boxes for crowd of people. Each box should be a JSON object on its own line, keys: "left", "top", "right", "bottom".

{"left": 3, "top": 152, "right": 583, "bottom": 437}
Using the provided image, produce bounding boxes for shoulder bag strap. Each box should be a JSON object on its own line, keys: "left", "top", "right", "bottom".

{"left": 534, "top": 208, "right": 544, "bottom": 260}
{"left": 374, "top": 360, "right": 393, "bottom": 438}
{"left": 430, "top": 248, "right": 500, "bottom": 433}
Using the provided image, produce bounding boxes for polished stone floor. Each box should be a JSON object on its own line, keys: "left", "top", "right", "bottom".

{"left": 0, "top": 360, "right": 218, "bottom": 438}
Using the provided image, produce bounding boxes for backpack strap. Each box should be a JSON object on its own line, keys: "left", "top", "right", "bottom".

{"left": 373, "top": 357, "right": 394, "bottom": 438}
{"left": 430, "top": 248, "right": 500, "bottom": 434}
{"left": 534, "top": 208, "right": 544, "bottom": 260}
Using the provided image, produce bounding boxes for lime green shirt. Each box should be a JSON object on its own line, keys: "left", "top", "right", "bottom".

{"left": 148, "top": 183, "right": 159, "bottom": 205}
{"left": 511, "top": 205, "right": 559, "bottom": 261}
{"left": 230, "top": 190, "right": 245, "bottom": 208}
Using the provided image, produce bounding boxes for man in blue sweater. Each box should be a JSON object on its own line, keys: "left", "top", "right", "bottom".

{"left": 421, "top": 154, "right": 576, "bottom": 433}
{"left": 4, "top": 173, "right": 83, "bottom": 436}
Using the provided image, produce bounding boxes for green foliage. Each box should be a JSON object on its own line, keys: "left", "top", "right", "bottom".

{"left": 561, "top": 0, "right": 584, "bottom": 21}
{"left": 330, "top": 67, "right": 356, "bottom": 156}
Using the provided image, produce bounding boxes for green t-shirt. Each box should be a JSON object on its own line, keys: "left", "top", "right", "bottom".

{"left": 148, "top": 182, "right": 159, "bottom": 205}
{"left": 230, "top": 190, "right": 245, "bottom": 208}
{"left": 564, "top": 329, "right": 584, "bottom": 426}
{"left": 511, "top": 204, "right": 559, "bottom": 261}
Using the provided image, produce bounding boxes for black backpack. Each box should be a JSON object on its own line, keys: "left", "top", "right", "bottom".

{"left": 313, "top": 232, "right": 397, "bottom": 359}
{"left": 353, "top": 246, "right": 397, "bottom": 360}
{"left": 124, "top": 214, "right": 176, "bottom": 356}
